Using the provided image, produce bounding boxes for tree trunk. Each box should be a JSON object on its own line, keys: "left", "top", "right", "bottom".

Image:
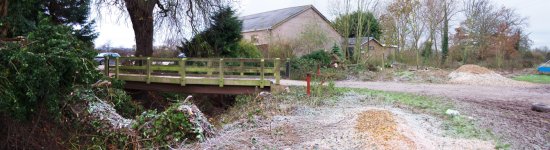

{"left": 124, "top": 0, "right": 156, "bottom": 57}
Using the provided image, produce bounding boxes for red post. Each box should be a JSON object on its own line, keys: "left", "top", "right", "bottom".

{"left": 317, "top": 64, "right": 321, "bottom": 76}
{"left": 306, "top": 73, "right": 311, "bottom": 97}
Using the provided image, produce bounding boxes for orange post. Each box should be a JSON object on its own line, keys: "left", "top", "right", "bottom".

{"left": 306, "top": 73, "right": 311, "bottom": 97}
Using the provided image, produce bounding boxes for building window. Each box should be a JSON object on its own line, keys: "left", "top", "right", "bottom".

{"left": 251, "top": 35, "right": 259, "bottom": 43}
{"left": 369, "top": 46, "right": 375, "bottom": 50}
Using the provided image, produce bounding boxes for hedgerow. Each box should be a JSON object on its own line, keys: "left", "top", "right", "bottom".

{"left": 0, "top": 16, "right": 101, "bottom": 120}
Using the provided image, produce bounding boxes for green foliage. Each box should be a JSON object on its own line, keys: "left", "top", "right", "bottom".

{"left": 133, "top": 104, "right": 210, "bottom": 148}
{"left": 301, "top": 50, "right": 332, "bottom": 66}
{"left": 179, "top": 7, "right": 242, "bottom": 57}
{"left": 421, "top": 41, "right": 433, "bottom": 59}
{"left": 0, "top": 17, "right": 101, "bottom": 120}
{"left": 331, "top": 43, "right": 343, "bottom": 58}
{"left": 0, "top": 0, "right": 40, "bottom": 37}
{"left": 233, "top": 40, "right": 262, "bottom": 58}
{"left": 289, "top": 50, "right": 342, "bottom": 80}
{"left": 289, "top": 57, "right": 316, "bottom": 80}
{"left": 0, "top": 0, "right": 97, "bottom": 44}
{"left": 107, "top": 88, "right": 143, "bottom": 118}
{"left": 332, "top": 11, "right": 382, "bottom": 39}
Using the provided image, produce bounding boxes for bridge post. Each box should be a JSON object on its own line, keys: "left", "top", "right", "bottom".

{"left": 115, "top": 57, "right": 119, "bottom": 79}
{"left": 179, "top": 58, "right": 187, "bottom": 86}
{"left": 104, "top": 56, "right": 109, "bottom": 77}
{"left": 146, "top": 57, "right": 151, "bottom": 84}
{"left": 274, "top": 58, "right": 281, "bottom": 85}
{"left": 240, "top": 59, "right": 244, "bottom": 77}
{"left": 219, "top": 59, "right": 224, "bottom": 87}
{"left": 207, "top": 60, "right": 213, "bottom": 76}
{"left": 260, "top": 59, "right": 265, "bottom": 88}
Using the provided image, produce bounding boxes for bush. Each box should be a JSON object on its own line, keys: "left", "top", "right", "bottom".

{"left": 289, "top": 57, "right": 316, "bottom": 80}
{"left": 0, "top": 17, "right": 100, "bottom": 120}
{"left": 231, "top": 40, "right": 262, "bottom": 58}
{"left": 331, "top": 44, "right": 343, "bottom": 58}
{"left": 301, "top": 50, "right": 331, "bottom": 66}
{"left": 133, "top": 103, "right": 214, "bottom": 148}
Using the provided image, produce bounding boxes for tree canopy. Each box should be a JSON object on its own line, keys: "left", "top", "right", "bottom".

{"left": 332, "top": 11, "right": 382, "bottom": 39}
{"left": 179, "top": 7, "right": 243, "bottom": 58}
{"left": 0, "top": 0, "right": 97, "bottom": 44}
{"left": 95, "top": 0, "right": 226, "bottom": 57}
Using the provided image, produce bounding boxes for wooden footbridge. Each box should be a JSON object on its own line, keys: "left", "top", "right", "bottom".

{"left": 102, "top": 57, "right": 283, "bottom": 94}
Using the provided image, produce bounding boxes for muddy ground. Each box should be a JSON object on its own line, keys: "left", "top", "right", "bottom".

{"left": 280, "top": 80, "right": 550, "bottom": 149}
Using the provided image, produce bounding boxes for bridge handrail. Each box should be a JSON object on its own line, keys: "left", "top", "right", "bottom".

{"left": 104, "top": 57, "right": 281, "bottom": 88}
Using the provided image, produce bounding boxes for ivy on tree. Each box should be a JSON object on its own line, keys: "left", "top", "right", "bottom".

{"left": 332, "top": 11, "right": 382, "bottom": 39}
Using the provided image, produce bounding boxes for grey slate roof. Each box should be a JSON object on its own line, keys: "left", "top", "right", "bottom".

{"left": 348, "top": 37, "right": 375, "bottom": 46}
{"left": 240, "top": 5, "right": 312, "bottom": 32}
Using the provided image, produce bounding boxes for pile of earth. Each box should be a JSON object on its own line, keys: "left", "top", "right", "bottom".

{"left": 448, "top": 65, "right": 533, "bottom": 86}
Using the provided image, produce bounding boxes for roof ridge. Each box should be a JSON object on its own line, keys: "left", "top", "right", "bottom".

{"left": 240, "top": 5, "right": 312, "bottom": 18}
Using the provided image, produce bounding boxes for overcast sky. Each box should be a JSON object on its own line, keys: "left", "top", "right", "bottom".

{"left": 93, "top": 0, "right": 550, "bottom": 49}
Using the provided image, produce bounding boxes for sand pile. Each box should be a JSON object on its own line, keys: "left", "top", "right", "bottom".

{"left": 448, "top": 65, "right": 532, "bottom": 86}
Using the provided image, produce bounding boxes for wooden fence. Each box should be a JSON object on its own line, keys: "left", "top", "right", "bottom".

{"left": 103, "top": 57, "right": 282, "bottom": 88}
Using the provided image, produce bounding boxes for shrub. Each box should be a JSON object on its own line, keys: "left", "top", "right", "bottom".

{"left": 133, "top": 104, "right": 214, "bottom": 148}
{"left": 0, "top": 17, "right": 100, "bottom": 120}
{"left": 232, "top": 40, "right": 262, "bottom": 58}
{"left": 289, "top": 57, "right": 316, "bottom": 80}
{"left": 301, "top": 50, "right": 331, "bottom": 66}
{"left": 331, "top": 44, "right": 343, "bottom": 58}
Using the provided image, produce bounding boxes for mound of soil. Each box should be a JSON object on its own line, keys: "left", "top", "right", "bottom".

{"left": 448, "top": 65, "right": 533, "bottom": 86}
{"left": 452, "top": 65, "right": 493, "bottom": 74}
{"left": 355, "top": 110, "right": 415, "bottom": 149}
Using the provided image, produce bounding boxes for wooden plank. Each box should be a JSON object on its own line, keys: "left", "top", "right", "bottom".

{"left": 123, "top": 82, "right": 270, "bottom": 95}
{"left": 260, "top": 59, "right": 265, "bottom": 88}
{"left": 274, "top": 58, "right": 280, "bottom": 85}
{"left": 118, "top": 74, "right": 272, "bottom": 87}
{"left": 207, "top": 60, "right": 213, "bottom": 76}
{"left": 104, "top": 56, "right": 109, "bottom": 76}
{"left": 179, "top": 58, "right": 187, "bottom": 86}
{"left": 115, "top": 57, "right": 120, "bottom": 79}
{"left": 218, "top": 59, "right": 224, "bottom": 87}
{"left": 146, "top": 57, "right": 151, "bottom": 84}
{"left": 240, "top": 60, "right": 244, "bottom": 77}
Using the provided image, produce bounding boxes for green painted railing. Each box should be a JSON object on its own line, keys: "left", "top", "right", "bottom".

{"left": 103, "top": 57, "right": 281, "bottom": 88}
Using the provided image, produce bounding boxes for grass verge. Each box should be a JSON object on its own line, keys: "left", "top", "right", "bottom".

{"left": 513, "top": 74, "right": 550, "bottom": 84}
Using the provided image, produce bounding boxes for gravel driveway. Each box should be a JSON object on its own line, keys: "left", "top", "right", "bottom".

{"left": 281, "top": 79, "right": 550, "bottom": 149}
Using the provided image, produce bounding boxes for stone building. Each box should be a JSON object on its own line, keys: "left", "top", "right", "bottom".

{"left": 348, "top": 37, "right": 395, "bottom": 59}
{"left": 240, "top": 5, "right": 342, "bottom": 57}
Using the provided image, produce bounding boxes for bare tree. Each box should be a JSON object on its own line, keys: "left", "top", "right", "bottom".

{"left": 95, "top": 0, "right": 226, "bottom": 57}
{"left": 408, "top": 0, "right": 424, "bottom": 68}
{"left": 329, "top": 0, "right": 353, "bottom": 59}
{"left": 385, "top": 0, "right": 414, "bottom": 55}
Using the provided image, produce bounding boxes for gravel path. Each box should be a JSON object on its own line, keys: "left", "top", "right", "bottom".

{"left": 281, "top": 79, "right": 550, "bottom": 149}
{"left": 188, "top": 93, "right": 494, "bottom": 149}
{"left": 281, "top": 80, "right": 550, "bottom": 103}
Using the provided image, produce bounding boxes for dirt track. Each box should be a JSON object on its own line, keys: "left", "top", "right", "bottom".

{"left": 281, "top": 80, "right": 550, "bottom": 103}
{"left": 281, "top": 80, "right": 550, "bottom": 149}
{"left": 188, "top": 93, "right": 494, "bottom": 149}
